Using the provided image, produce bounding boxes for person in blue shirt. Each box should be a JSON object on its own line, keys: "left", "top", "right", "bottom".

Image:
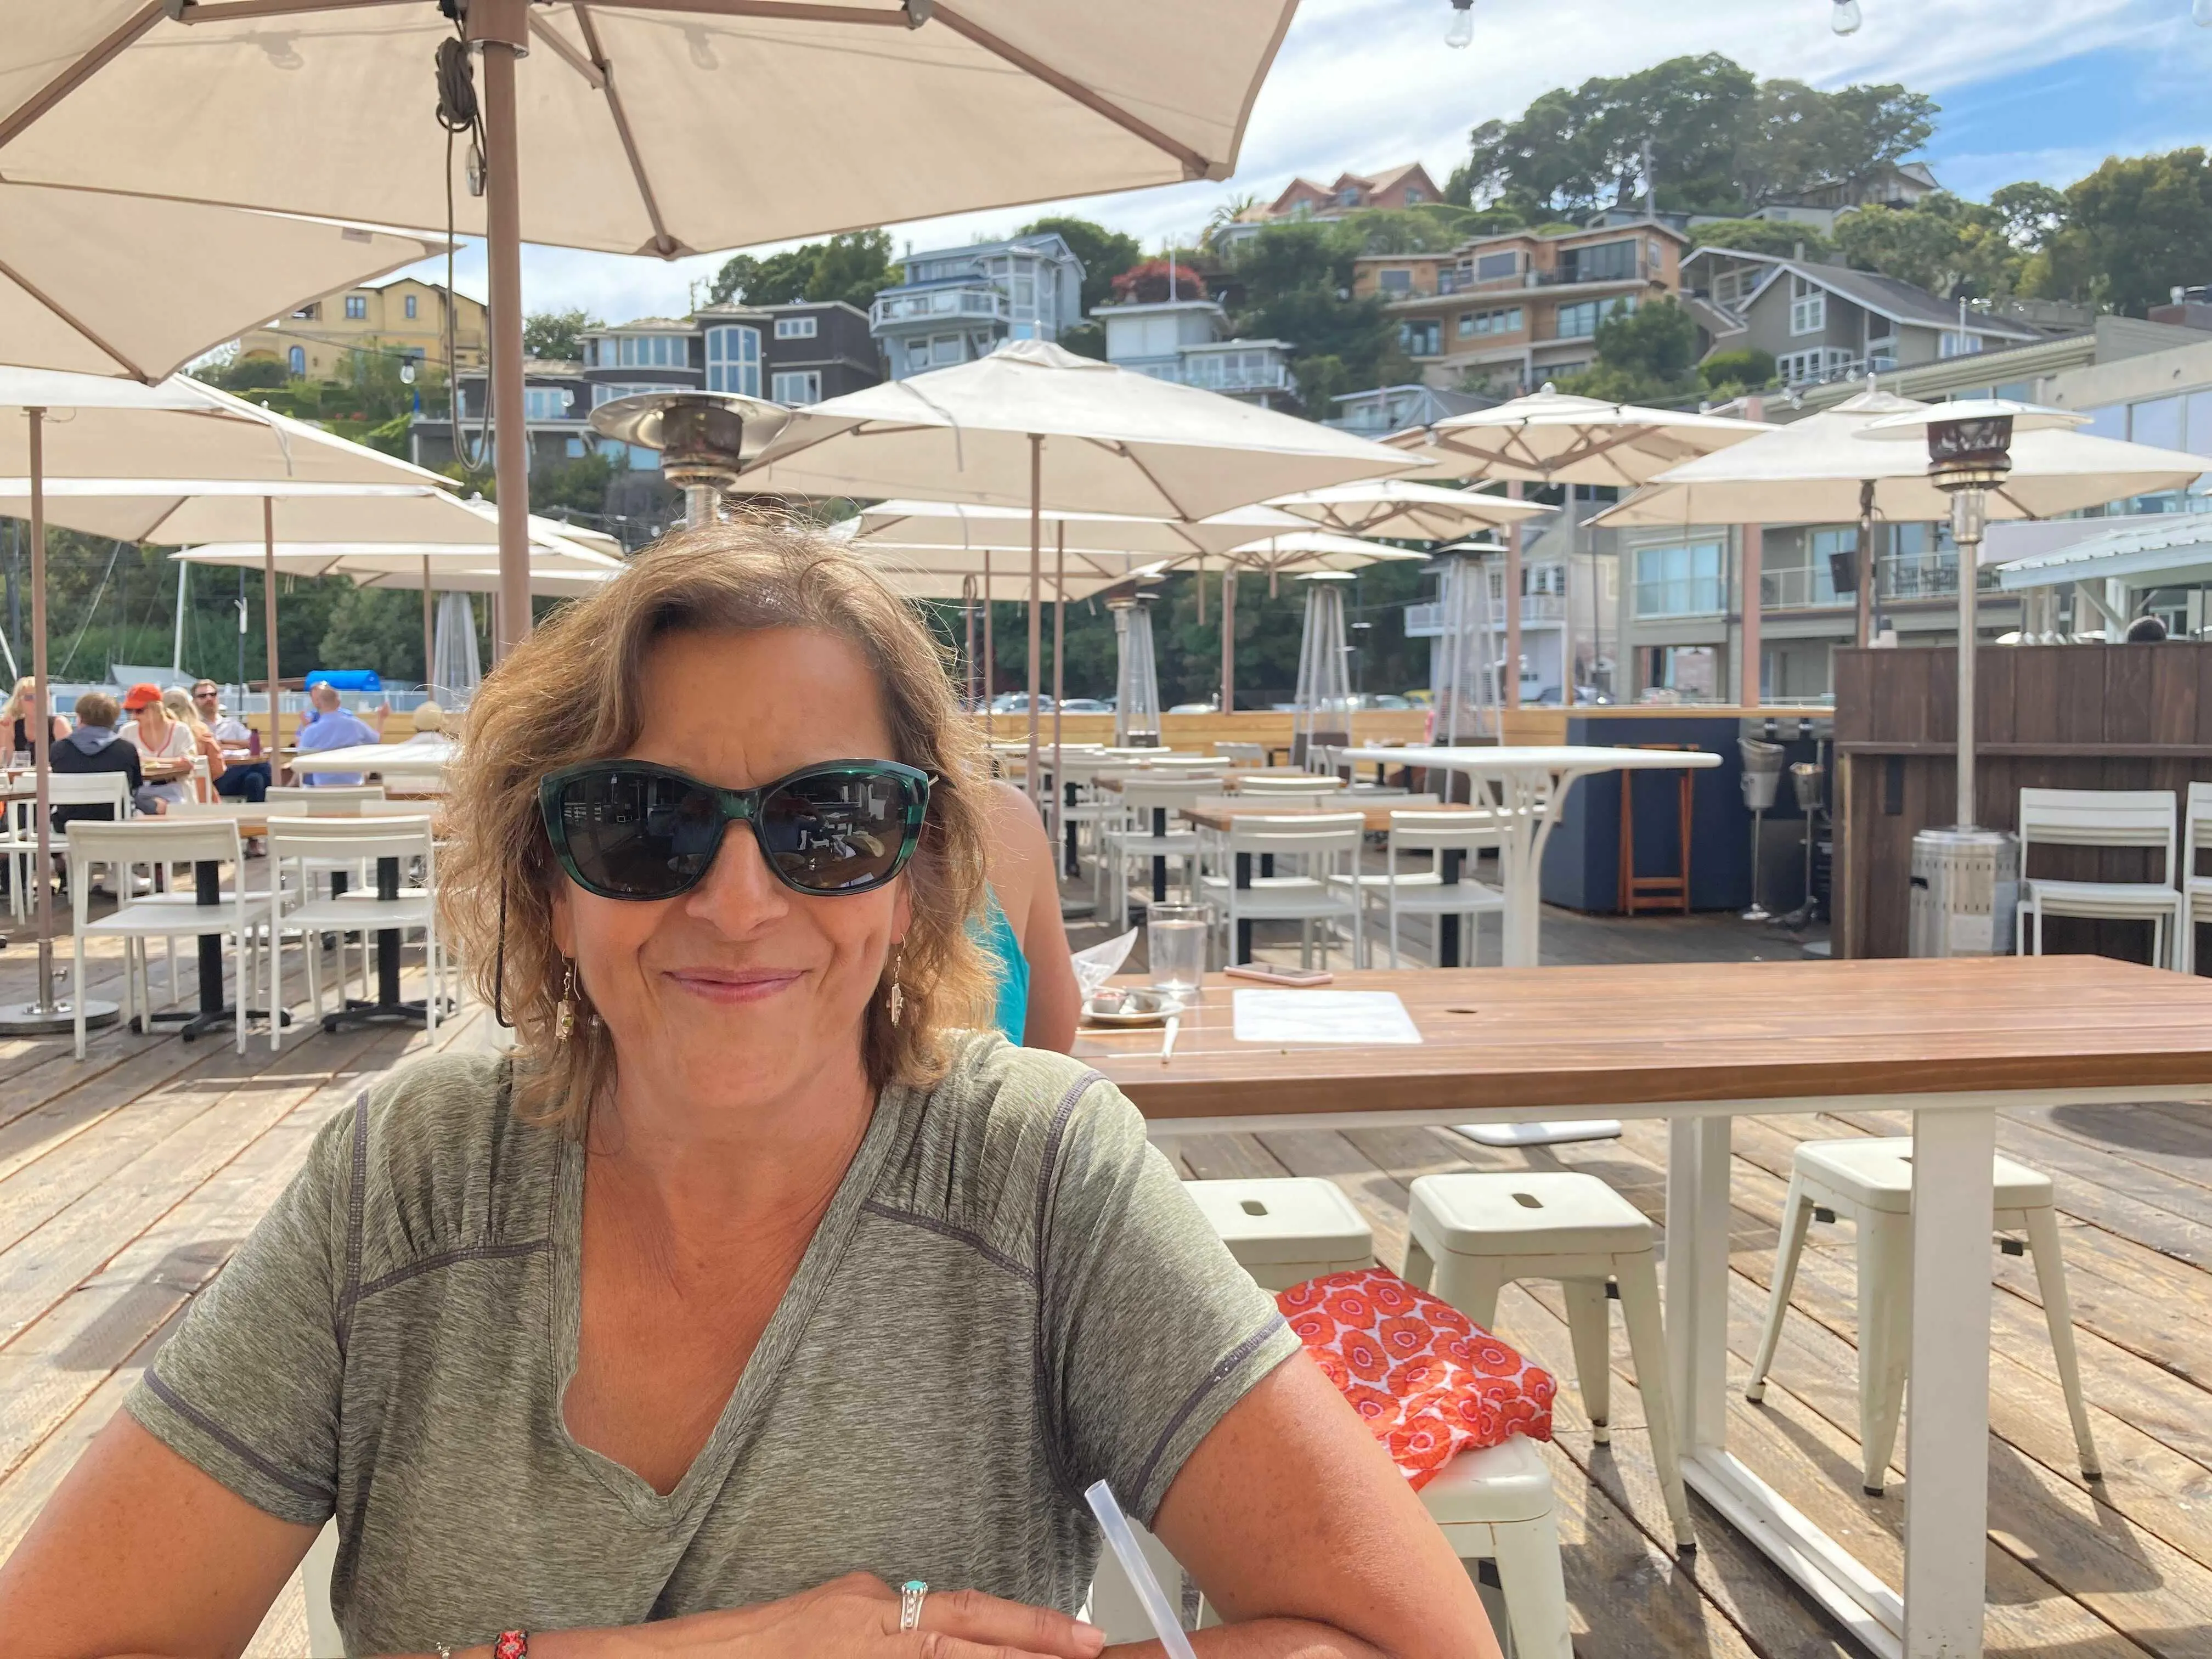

{"left": 290, "top": 682, "right": 383, "bottom": 786}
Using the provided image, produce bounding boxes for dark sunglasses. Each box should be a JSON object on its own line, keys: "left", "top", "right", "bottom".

{"left": 539, "top": 759, "right": 932, "bottom": 901}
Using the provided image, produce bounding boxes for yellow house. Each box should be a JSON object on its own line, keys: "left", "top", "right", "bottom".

{"left": 234, "top": 275, "right": 486, "bottom": 381}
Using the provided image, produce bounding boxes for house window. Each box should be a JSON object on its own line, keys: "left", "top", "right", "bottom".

{"left": 1378, "top": 269, "right": 1413, "bottom": 295}
{"left": 524, "top": 386, "right": 572, "bottom": 420}
{"left": 705, "top": 324, "right": 760, "bottom": 395}
{"left": 904, "top": 338, "right": 930, "bottom": 374}
{"left": 1553, "top": 295, "right": 1635, "bottom": 338}
{"left": 931, "top": 334, "right": 963, "bottom": 365}
{"left": 618, "top": 334, "right": 689, "bottom": 368}
{"left": 404, "top": 294, "right": 419, "bottom": 320}
{"left": 1400, "top": 319, "right": 1442, "bottom": 356}
{"left": 1633, "top": 540, "right": 1726, "bottom": 618}
{"left": 1404, "top": 186, "right": 1424, "bottom": 206}
{"left": 1789, "top": 275, "right": 1826, "bottom": 336}
{"left": 770, "top": 370, "right": 821, "bottom": 405}
{"left": 287, "top": 346, "right": 305, "bottom": 376}
{"left": 292, "top": 303, "right": 318, "bottom": 320}
{"left": 1013, "top": 275, "right": 1035, "bottom": 309}
{"left": 1779, "top": 347, "right": 1853, "bottom": 386}
{"left": 1939, "top": 331, "right": 1984, "bottom": 358}
{"left": 774, "top": 315, "right": 817, "bottom": 339}
{"left": 1559, "top": 239, "right": 1636, "bottom": 284}
{"left": 1338, "top": 187, "right": 1361, "bottom": 206}
{"left": 591, "top": 382, "right": 667, "bottom": 407}
{"left": 1474, "top": 250, "right": 1519, "bottom": 281}
{"left": 345, "top": 294, "right": 368, "bottom": 320}
{"left": 1460, "top": 306, "right": 1523, "bottom": 338}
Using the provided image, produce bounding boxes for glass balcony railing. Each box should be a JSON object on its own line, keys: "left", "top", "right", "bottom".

{"left": 871, "top": 287, "right": 1008, "bottom": 326}
{"left": 1759, "top": 565, "right": 1848, "bottom": 610}
{"left": 1876, "top": 554, "right": 2002, "bottom": 601}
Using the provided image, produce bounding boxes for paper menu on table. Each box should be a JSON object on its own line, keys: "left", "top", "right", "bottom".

{"left": 1230, "top": 989, "right": 1423, "bottom": 1046}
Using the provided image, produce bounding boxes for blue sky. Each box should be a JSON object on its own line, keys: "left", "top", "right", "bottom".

{"left": 397, "top": 0, "right": 2205, "bottom": 326}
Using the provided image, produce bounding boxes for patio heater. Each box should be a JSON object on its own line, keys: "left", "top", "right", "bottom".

{"left": 1432, "top": 540, "right": 1505, "bottom": 749}
{"left": 1109, "top": 592, "right": 1162, "bottom": 747}
{"left": 1863, "top": 403, "right": 2029, "bottom": 956}
{"left": 588, "top": 392, "right": 790, "bottom": 532}
{"left": 1291, "top": 571, "right": 1356, "bottom": 769}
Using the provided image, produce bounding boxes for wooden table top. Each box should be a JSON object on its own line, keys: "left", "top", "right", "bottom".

{"left": 1076, "top": 958, "right": 2212, "bottom": 1122}
{"left": 1181, "top": 801, "right": 1460, "bottom": 832}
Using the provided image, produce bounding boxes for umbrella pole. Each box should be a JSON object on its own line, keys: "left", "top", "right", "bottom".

{"left": 475, "top": 0, "right": 533, "bottom": 662}
{"left": 1855, "top": 479, "right": 1876, "bottom": 649}
{"left": 1505, "top": 481, "right": 1523, "bottom": 712}
{"left": 1026, "top": 433, "right": 1042, "bottom": 806}
{"left": 983, "top": 550, "right": 994, "bottom": 740}
{"left": 263, "top": 499, "right": 281, "bottom": 774}
{"left": 1051, "top": 527, "right": 1065, "bottom": 843}
{"left": 423, "top": 558, "right": 436, "bottom": 689}
{"left": 0, "top": 409, "right": 116, "bottom": 1033}
{"left": 1221, "top": 565, "right": 1237, "bottom": 715}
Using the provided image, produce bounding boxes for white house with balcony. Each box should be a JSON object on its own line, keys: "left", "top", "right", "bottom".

{"left": 1091, "top": 296, "right": 1297, "bottom": 409}
{"left": 870, "top": 232, "right": 1084, "bottom": 380}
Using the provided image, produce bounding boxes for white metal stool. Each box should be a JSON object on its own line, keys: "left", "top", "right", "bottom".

{"left": 1183, "top": 1176, "right": 1373, "bottom": 1291}
{"left": 1745, "top": 1136, "right": 2101, "bottom": 1496}
{"left": 1184, "top": 1176, "right": 1571, "bottom": 1657}
{"left": 1403, "top": 1170, "right": 1695, "bottom": 1553}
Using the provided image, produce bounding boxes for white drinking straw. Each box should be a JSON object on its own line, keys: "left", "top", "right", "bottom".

{"left": 1083, "top": 1479, "right": 1200, "bottom": 1659}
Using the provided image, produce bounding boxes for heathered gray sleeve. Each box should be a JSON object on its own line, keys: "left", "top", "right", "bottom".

{"left": 123, "top": 1100, "right": 353, "bottom": 1527}
{"left": 1035, "top": 1077, "right": 1299, "bottom": 1527}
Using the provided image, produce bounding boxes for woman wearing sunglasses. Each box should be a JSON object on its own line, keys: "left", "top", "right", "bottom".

{"left": 0, "top": 531, "right": 1492, "bottom": 1658}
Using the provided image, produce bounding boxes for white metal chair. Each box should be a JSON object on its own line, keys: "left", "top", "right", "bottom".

{"left": 1333, "top": 810, "right": 1509, "bottom": 968}
{"left": 1197, "top": 813, "right": 1364, "bottom": 968}
{"left": 1212, "top": 741, "right": 1266, "bottom": 767}
{"left": 1745, "top": 1136, "right": 2100, "bottom": 1497}
{"left": 65, "top": 818, "right": 259, "bottom": 1059}
{"left": 2014, "top": 787, "right": 2185, "bottom": 969}
{"left": 1101, "top": 777, "right": 1216, "bottom": 928}
{"left": 1404, "top": 1170, "right": 1695, "bottom": 1554}
{"left": 266, "top": 783, "right": 386, "bottom": 812}
{"left": 2181, "top": 782, "right": 2212, "bottom": 974}
{"left": 1183, "top": 1175, "right": 1573, "bottom": 1657}
{"left": 266, "top": 815, "right": 440, "bottom": 1048}
{"left": 1233, "top": 772, "right": 1347, "bottom": 797}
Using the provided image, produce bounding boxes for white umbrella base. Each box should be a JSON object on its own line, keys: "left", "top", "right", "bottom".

{"left": 0, "top": 996, "right": 120, "bottom": 1034}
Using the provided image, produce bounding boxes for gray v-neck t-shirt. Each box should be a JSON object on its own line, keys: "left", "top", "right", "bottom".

{"left": 126, "top": 1039, "right": 1295, "bottom": 1656}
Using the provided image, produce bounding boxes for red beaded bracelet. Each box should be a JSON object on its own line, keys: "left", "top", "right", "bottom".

{"left": 493, "top": 1633, "right": 527, "bottom": 1659}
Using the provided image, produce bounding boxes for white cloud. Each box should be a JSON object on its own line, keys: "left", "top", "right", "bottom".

{"left": 398, "top": 0, "right": 2179, "bottom": 323}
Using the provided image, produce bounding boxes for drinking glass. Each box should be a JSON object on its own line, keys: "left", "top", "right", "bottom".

{"left": 1146, "top": 902, "right": 1207, "bottom": 997}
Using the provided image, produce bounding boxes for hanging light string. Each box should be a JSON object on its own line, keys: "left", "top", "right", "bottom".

{"left": 435, "top": 31, "right": 494, "bottom": 472}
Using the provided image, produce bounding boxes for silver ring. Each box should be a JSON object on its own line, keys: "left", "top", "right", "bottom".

{"left": 899, "top": 1579, "right": 928, "bottom": 1632}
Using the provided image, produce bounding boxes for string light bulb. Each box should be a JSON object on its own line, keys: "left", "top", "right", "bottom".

{"left": 1445, "top": 0, "right": 1475, "bottom": 48}
{"left": 1831, "top": 0, "right": 1862, "bottom": 32}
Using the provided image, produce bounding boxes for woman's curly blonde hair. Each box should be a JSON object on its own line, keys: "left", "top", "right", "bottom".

{"left": 438, "top": 522, "right": 995, "bottom": 1133}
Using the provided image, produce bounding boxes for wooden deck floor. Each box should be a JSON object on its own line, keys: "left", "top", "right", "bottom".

{"left": 1, "top": 899, "right": 2209, "bottom": 1657}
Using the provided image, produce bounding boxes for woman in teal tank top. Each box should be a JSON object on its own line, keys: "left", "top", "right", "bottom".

{"left": 974, "top": 782, "right": 1079, "bottom": 1050}
{"left": 975, "top": 890, "right": 1032, "bottom": 1045}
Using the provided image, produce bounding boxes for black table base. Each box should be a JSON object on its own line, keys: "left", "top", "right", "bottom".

{"left": 143, "top": 860, "right": 289, "bottom": 1042}
{"left": 318, "top": 855, "right": 440, "bottom": 1033}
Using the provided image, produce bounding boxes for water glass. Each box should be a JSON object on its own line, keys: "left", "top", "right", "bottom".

{"left": 1146, "top": 902, "right": 1207, "bottom": 997}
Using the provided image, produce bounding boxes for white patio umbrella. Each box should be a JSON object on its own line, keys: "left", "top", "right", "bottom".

{"left": 1266, "top": 478, "right": 1555, "bottom": 541}
{"left": 0, "top": 366, "right": 452, "bottom": 1031}
{"left": 741, "top": 338, "right": 1418, "bottom": 792}
{"left": 852, "top": 499, "right": 1316, "bottom": 557}
{"left": 1, "top": 180, "right": 445, "bottom": 382}
{"left": 0, "top": 0, "right": 1301, "bottom": 658}
{"left": 1205, "top": 529, "right": 1426, "bottom": 718}
{"left": 1391, "top": 383, "right": 1770, "bottom": 707}
{"left": 1593, "top": 385, "right": 2212, "bottom": 644}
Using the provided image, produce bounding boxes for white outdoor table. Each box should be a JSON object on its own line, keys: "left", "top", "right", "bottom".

{"left": 1342, "top": 744, "right": 1723, "bottom": 967}
{"left": 1087, "top": 958, "right": 2212, "bottom": 1659}
{"left": 289, "top": 732, "right": 453, "bottom": 783}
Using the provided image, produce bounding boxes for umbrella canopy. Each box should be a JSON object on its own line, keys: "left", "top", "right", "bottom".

{"left": 1, "top": 180, "right": 444, "bottom": 381}
{"left": 1266, "top": 478, "right": 1555, "bottom": 540}
{"left": 1389, "top": 384, "right": 1769, "bottom": 487}
{"left": 743, "top": 341, "right": 1416, "bottom": 518}
{"left": 849, "top": 498, "right": 1315, "bottom": 557}
{"left": 1214, "top": 528, "right": 1430, "bottom": 577}
{"left": 1592, "top": 387, "right": 2211, "bottom": 526}
{"left": 851, "top": 544, "right": 1166, "bottom": 601}
{"left": 170, "top": 525, "right": 625, "bottom": 591}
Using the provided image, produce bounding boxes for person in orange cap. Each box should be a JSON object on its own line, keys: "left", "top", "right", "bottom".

{"left": 122, "top": 683, "right": 196, "bottom": 814}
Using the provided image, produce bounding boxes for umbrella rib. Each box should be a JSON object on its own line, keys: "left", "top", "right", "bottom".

{"left": 167, "top": 0, "right": 414, "bottom": 21}
{"left": 529, "top": 10, "right": 607, "bottom": 87}
{"left": 566, "top": 6, "right": 681, "bottom": 258}
{"left": 0, "top": 0, "right": 165, "bottom": 148}
{"left": 1077, "top": 436, "right": 1198, "bottom": 521}
{"left": 579, "top": 0, "right": 910, "bottom": 23}
{"left": 0, "top": 253, "right": 152, "bottom": 381}
{"left": 929, "top": 4, "right": 1215, "bottom": 180}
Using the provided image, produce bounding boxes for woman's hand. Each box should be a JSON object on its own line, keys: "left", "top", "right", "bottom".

{"left": 529, "top": 1573, "right": 1108, "bottom": 1659}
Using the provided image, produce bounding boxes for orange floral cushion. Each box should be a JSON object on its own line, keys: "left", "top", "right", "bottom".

{"left": 1278, "top": 1266, "right": 1556, "bottom": 1489}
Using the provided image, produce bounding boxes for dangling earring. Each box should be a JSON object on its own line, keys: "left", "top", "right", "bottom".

{"left": 555, "top": 960, "right": 578, "bottom": 1042}
{"left": 885, "top": 946, "right": 906, "bottom": 1026}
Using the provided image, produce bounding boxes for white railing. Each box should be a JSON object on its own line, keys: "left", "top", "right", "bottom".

{"left": 871, "top": 287, "right": 1008, "bottom": 326}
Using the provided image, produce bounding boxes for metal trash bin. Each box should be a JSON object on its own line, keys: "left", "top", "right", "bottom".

{"left": 1909, "top": 826, "right": 2018, "bottom": 958}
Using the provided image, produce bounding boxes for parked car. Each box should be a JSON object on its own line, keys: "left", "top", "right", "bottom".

{"left": 1058, "top": 697, "right": 1111, "bottom": 713}
{"left": 1167, "top": 700, "right": 1220, "bottom": 714}
{"left": 988, "top": 692, "right": 1053, "bottom": 713}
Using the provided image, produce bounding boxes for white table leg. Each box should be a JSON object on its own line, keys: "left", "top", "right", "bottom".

{"left": 1903, "top": 1104, "right": 1996, "bottom": 1658}
{"left": 1664, "top": 1115, "right": 1733, "bottom": 1457}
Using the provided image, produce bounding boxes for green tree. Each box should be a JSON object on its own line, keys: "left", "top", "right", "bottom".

{"left": 709, "top": 246, "right": 814, "bottom": 306}
{"left": 318, "top": 584, "right": 427, "bottom": 682}
{"left": 523, "top": 308, "right": 600, "bottom": 360}
{"left": 1833, "top": 191, "right": 2019, "bottom": 298}
{"left": 203, "top": 355, "right": 289, "bottom": 391}
{"left": 528, "top": 452, "right": 615, "bottom": 522}
{"left": 1988, "top": 180, "right": 2068, "bottom": 251}
{"left": 1737, "top": 79, "right": 1936, "bottom": 206}
{"left": 707, "top": 231, "right": 895, "bottom": 311}
{"left": 1685, "top": 218, "right": 1833, "bottom": 259}
{"left": 1559, "top": 297, "right": 1699, "bottom": 404}
{"left": 2025, "top": 149, "right": 2212, "bottom": 316}
{"left": 1223, "top": 222, "right": 1406, "bottom": 417}
{"left": 1699, "top": 347, "right": 1777, "bottom": 397}
{"left": 1020, "top": 216, "right": 1143, "bottom": 313}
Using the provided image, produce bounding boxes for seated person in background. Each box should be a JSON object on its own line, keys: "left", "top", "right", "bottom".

{"left": 121, "top": 684, "right": 195, "bottom": 815}
{"left": 162, "top": 687, "right": 227, "bottom": 802}
{"left": 0, "top": 526, "right": 1488, "bottom": 1659}
{"left": 49, "top": 690, "right": 141, "bottom": 834}
{"left": 292, "top": 681, "right": 380, "bottom": 786}
{"left": 195, "top": 679, "right": 269, "bottom": 804}
{"left": 978, "top": 778, "right": 1081, "bottom": 1051}
{"left": 3, "top": 676, "right": 69, "bottom": 759}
